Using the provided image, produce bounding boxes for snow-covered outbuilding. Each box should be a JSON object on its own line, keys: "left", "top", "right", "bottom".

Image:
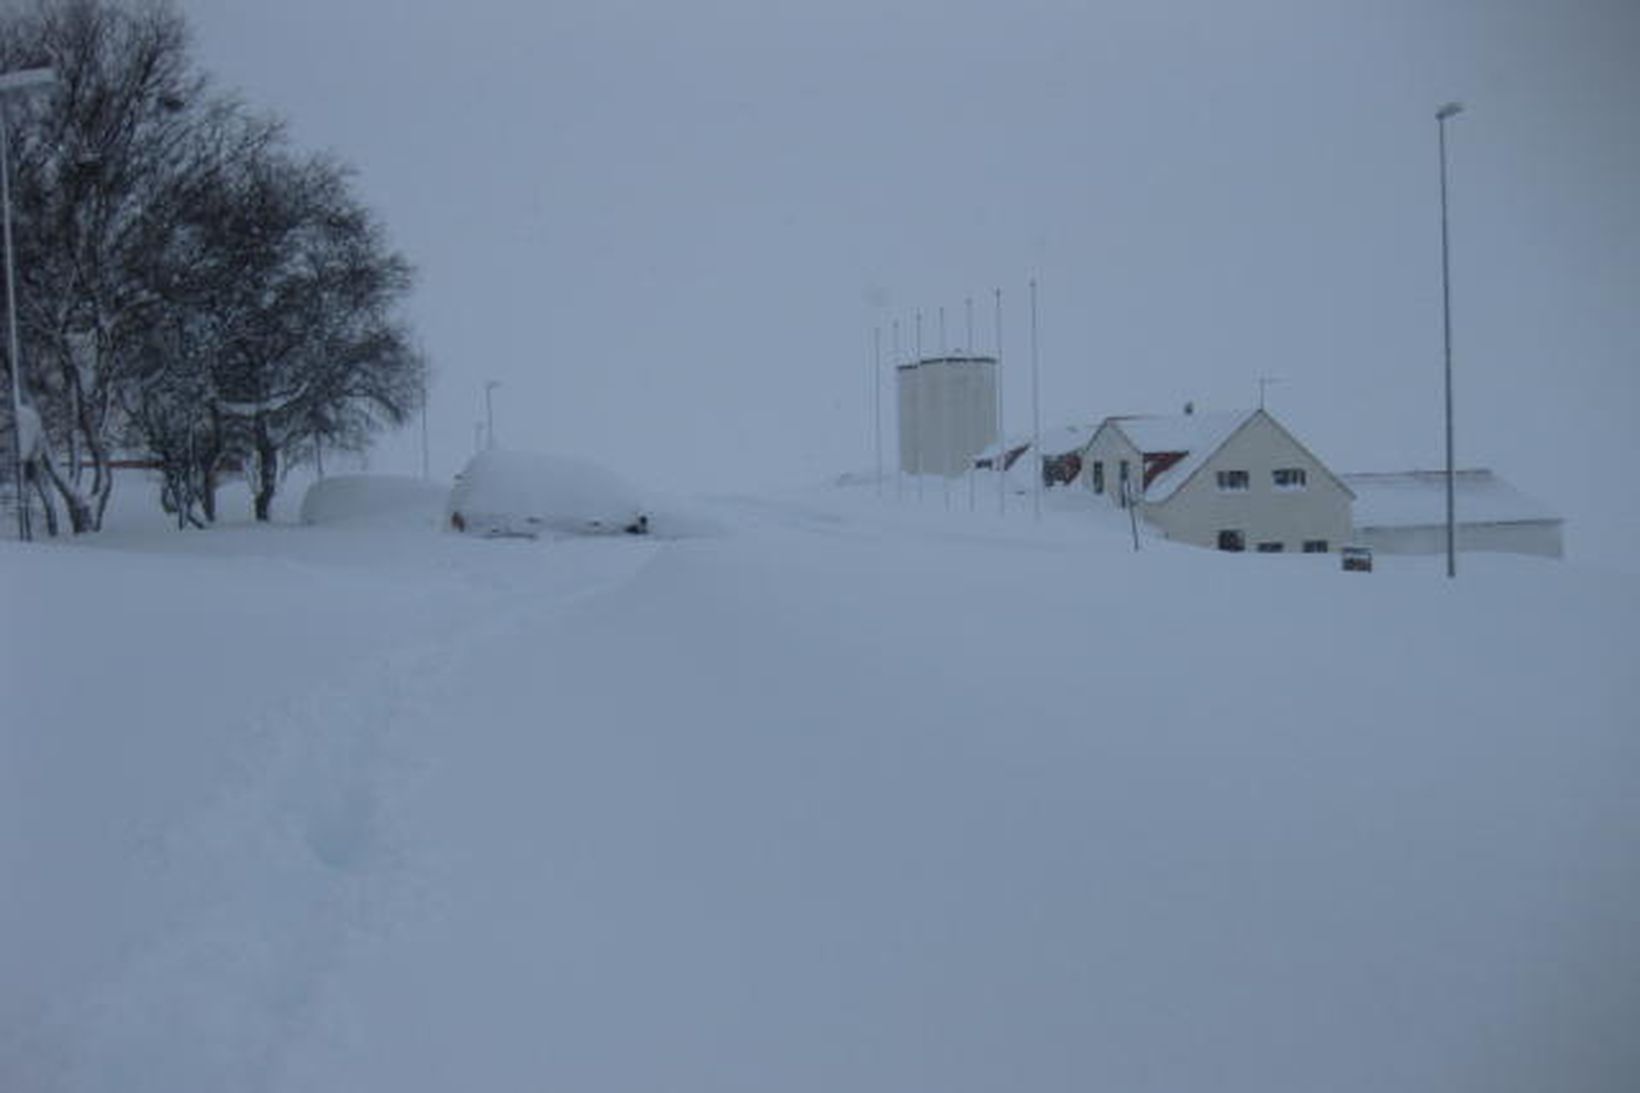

{"left": 973, "top": 423, "right": 1099, "bottom": 487}
{"left": 1341, "top": 470, "right": 1564, "bottom": 559}
{"left": 1081, "top": 408, "right": 1353, "bottom": 553}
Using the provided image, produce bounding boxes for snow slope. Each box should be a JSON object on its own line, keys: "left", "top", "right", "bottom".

{"left": 2, "top": 482, "right": 1637, "bottom": 1092}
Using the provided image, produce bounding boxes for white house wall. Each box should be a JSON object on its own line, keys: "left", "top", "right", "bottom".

{"left": 1081, "top": 426, "right": 1141, "bottom": 502}
{"left": 1146, "top": 416, "right": 1351, "bottom": 552}
{"left": 1355, "top": 521, "right": 1564, "bottom": 559}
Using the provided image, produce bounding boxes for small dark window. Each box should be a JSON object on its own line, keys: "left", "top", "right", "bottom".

{"left": 1273, "top": 468, "right": 1308, "bottom": 490}
{"left": 1303, "top": 539, "right": 1329, "bottom": 553}
{"left": 1216, "top": 469, "right": 1249, "bottom": 491}
{"left": 1091, "top": 461, "right": 1105, "bottom": 494}
{"left": 1217, "top": 529, "right": 1245, "bottom": 552}
{"left": 1256, "top": 541, "right": 1285, "bottom": 553}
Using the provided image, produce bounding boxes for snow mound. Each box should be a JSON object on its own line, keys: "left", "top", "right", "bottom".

{"left": 299, "top": 474, "right": 448, "bottom": 530}
{"left": 448, "top": 449, "right": 649, "bottom": 538}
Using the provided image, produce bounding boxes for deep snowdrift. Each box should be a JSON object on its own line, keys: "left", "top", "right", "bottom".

{"left": 3, "top": 484, "right": 1636, "bottom": 1092}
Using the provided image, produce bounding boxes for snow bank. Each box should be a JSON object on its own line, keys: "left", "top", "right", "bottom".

{"left": 298, "top": 474, "right": 448, "bottom": 530}
{"left": 448, "top": 449, "right": 648, "bottom": 538}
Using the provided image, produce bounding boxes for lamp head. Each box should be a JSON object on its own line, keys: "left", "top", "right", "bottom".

{"left": 1436, "top": 101, "right": 1465, "bottom": 120}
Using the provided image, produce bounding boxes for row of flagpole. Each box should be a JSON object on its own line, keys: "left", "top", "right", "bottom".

{"left": 871, "top": 278, "right": 1041, "bottom": 521}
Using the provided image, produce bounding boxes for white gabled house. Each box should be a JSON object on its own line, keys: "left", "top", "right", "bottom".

{"left": 1080, "top": 408, "right": 1353, "bottom": 553}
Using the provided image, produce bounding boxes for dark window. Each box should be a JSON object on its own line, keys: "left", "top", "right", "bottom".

{"left": 1273, "top": 467, "right": 1308, "bottom": 490}
{"left": 1119, "top": 460, "right": 1132, "bottom": 507}
{"left": 1091, "top": 461, "right": 1105, "bottom": 494}
{"left": 1216, "top": 469, "right": 1250, "bottom": 491}
{"left": 1256, "top": 541, "right": 1285, "bottom": 553}
{"left": 1217, "top": 529, "right": 1245, "bottom": 552}
{"left": 1303, "top": 539, "right": 1329, "bottom": 553}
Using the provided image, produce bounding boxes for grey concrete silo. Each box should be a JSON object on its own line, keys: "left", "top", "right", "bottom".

{"left": 897, "top": 355, "right": 998, "bottom": 477}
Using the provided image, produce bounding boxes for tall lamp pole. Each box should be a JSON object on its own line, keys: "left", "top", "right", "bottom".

{"left": 1, "top": 66, "right": 56, "bottom": 542}
{"left": 484, "top": 380, "right": 501, "bottom": 450}
{"left": 872, "top": 325, "right": 882, "bottom": 497}
{"left": 1436, "top": 101, "right": 1463, "bottom": 579}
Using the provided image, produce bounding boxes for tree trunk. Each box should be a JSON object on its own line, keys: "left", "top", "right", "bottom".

{"left": 200, "top": 463, "right": 218, "bottom": 523}
{"left": 30, "top": 462, "right": 59, "bottom": 537}
{"left": 253, "top": 426, "right": 278, "bottom": 522}
{"left": 38, "top": 452, "right": 92, "bottom": 533}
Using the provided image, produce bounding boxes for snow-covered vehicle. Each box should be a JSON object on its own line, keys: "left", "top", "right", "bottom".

{"left": 447, "top": 449, "right": 649, "bottom": 539}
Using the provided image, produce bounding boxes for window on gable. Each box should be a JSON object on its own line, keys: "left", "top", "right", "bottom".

{"left": 1091, "top": 461, "right": 1105, "bottom": 494}
{"left": 1256, "top": 541, "right": 1285, "bottom": 553}
{"left": 1273, "top": 467, "right": 1308, "bottom": 490}
{"left": 1303, "top": 539, "right": 1329, "bottom": 553}
{"left": 1216, "top": 469, "right": 1249, "bottom": 491}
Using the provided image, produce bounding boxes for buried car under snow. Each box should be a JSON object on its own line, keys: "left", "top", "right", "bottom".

{"left": 447, "top": 450, "right": 650, "bottom": 538}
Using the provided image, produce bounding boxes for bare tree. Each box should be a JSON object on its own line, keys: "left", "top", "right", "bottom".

{"left": 4, "top": 0, "right": 205, "bottom": 531}
{"left": 4, "top": 0, "right": 427, "bottom": 530}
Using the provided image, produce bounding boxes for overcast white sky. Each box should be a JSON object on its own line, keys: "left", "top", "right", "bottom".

{"left": 178, "top": 0, "right": 1638, "bottom": 563}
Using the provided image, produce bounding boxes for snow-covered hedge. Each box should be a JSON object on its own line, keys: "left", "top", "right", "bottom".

{"left": 298, "top": 474, "right": 449, "bottom": 530}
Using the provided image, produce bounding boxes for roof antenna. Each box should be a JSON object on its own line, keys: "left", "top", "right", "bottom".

{"left": 1257, "top": 376, "right": 1283, "bottom": 410}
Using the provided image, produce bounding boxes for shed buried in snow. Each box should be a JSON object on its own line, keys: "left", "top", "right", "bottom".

{"left": 1342, "top": 470, "right": 1564, "bottom": 559}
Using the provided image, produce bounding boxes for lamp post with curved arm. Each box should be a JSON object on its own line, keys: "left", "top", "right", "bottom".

{"left": 1, "top": 66, "right": 57, "bottom": 541}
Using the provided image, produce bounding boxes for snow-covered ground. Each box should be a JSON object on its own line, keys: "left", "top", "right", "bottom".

{"left": 3, "top": 476, "right": 1637, "bottom": 1092}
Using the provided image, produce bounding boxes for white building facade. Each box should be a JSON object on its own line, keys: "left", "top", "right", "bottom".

{"left": 1081, "top": 409, "right": 1353, "bottom": 553}
{"left": 897, "top": 355, "right": 997, "bottom": 477}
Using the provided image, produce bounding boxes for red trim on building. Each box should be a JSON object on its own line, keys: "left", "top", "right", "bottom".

{"left": 1142, "top": 450, "right": 1185, "bottom": 488}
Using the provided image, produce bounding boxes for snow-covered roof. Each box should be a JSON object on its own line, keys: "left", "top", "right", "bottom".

{"left": 1105, "top": 410, "right": 1257, "bottom": 502}
{"left": 1343, "top": 470, "right": 1560, "bottom": 529}
{"left": 895, "top": 353, "right": 996, "bottom": 371}
{"left": 974, "top": 423, "right": 1098, "bottom": 464}
{"left": 1037, "top": 423, "right": 1100, "bottom": 457}
{"left": 972, "top": 435, "right": 1027, "bottom": 464}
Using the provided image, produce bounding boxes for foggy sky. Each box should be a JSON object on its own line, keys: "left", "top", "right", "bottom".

{"left": 178, "top": 0, "right": 1639, "bottom": 565}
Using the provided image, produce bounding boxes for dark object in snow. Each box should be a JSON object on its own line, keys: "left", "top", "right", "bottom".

{"left": 1341, "top": 545, "right": 1373, "bottom": 573}
{"left": 625, "top": 514, "right": 649, "bottom": 536}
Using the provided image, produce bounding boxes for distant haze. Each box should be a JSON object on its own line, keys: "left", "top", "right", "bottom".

{"left": 180, "top": 0, "right": 1640, "bottom": 567}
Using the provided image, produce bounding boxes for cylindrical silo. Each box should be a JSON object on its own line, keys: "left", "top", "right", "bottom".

{"left": 897, "top": 355, "right": 997, "bottom": 477}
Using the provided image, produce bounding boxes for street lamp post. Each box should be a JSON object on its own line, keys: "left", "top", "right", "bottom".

{"left": 484, "top": 380, "right": 501, "bottom": 450}
{"left": 1, "top": 66, "right": 57, "bottom": 542}
{"left": 1436, "top": 101, "right": 1464, "bottom": 579}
